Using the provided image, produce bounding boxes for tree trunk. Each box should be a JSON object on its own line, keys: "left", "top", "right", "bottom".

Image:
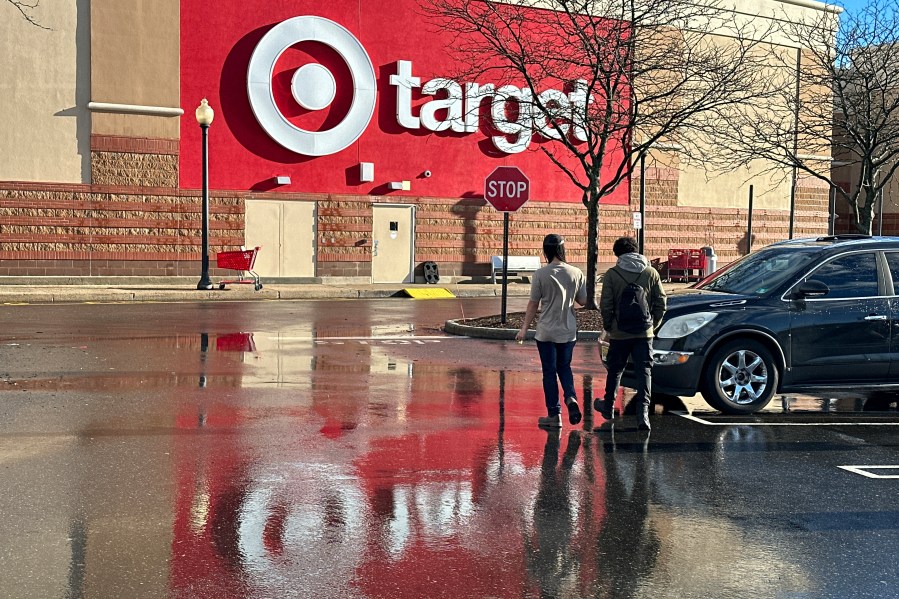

{"left": 855, "top": 190, "right": 877, "bottom": 235}
{"left": 584, "top": 193, "right": 600, "bottom": 310}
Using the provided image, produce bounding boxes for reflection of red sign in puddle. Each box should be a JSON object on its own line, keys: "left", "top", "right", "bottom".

{"left": 350, "top": 420, "right": 611, "bottom": 597}
{"left": 169, "top": 378, "right": 624, "bottom": 597}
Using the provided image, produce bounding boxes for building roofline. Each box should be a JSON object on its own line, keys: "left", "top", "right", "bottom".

{"left": 775, "top": 0, "right": 842, "bottom": 14}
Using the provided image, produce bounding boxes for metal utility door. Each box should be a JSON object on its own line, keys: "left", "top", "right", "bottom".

{"left": 245, "top": 200, "right": 315, "bottom": 277}
{"left": 372, "top": 205, "right": 414, "bottom": 283}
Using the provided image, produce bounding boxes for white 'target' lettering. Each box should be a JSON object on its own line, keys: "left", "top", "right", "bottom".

{"left": 390, "top": 60, "right": 421, "bottom": 129}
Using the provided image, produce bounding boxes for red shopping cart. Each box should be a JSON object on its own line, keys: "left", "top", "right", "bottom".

{"left": 667, "top": 248, "right": 706, "bottom": 282}
{"left": 216, "top": 246, "right": 263, "bottom": 291}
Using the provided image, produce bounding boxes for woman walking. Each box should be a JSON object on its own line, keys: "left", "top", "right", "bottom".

{"left": 515, "top": 234, "right": 588, "bottom": 428}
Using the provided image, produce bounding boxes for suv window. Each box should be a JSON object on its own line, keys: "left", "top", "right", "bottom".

{"left": 885, "top": 252, "right": 899, "bottom": 294}
{"left": 698, "top": 246, "right": 817, "bottom": 295}
{"left": 807, "top": 252, "right": 879, "bottom": 299}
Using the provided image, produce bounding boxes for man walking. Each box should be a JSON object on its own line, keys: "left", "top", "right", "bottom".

{"left": 595, "top": 237, "right": 666, "bottom": 431}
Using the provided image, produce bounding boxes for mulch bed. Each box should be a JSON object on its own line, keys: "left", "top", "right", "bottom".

{"left": 461, "top": 309, "right": 604, "bottom": 331}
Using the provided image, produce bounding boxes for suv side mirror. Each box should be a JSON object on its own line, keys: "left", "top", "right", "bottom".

{"left": 792, "top": 279, "right": 829, "bottom": 299}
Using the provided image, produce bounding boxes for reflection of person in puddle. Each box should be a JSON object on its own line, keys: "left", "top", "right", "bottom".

{"left": 595, "top": 436, "right": 660, "bottom": 597}
{"left": 526, "top": 430, "right": 581, "bottom": 596}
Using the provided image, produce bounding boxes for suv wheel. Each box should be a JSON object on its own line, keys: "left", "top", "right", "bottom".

{"left": 701, "top": 338, "right": 778, "bottom": 414}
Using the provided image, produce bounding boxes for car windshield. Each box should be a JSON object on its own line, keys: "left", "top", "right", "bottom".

{"left": 696, "top": 246, "right": 818, "bottom": 295}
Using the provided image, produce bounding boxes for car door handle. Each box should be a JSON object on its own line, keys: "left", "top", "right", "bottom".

{"left": 864, "top": 315, "right": 888, "bottom": 321}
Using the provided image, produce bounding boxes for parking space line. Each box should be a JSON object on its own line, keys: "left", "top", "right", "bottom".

{"left": 269, "top": 336, "right": 467, "bottom": 341}
{"left": 838, "top": 465, "right": 899, "bottom": 479}
{"left": 677, "top": 412, "right": 899, "bottom": 426}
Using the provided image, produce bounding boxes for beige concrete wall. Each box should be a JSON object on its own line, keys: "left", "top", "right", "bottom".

{"left": 0, "top": 1, "right": 89, "bottom": 183}
{"left": 672, "top": 36, "right": 801, "bottom": 210}
{"left": 678, "top": 161, "right": 791, "bottom": 210}
{"left": 716, "top": 0, "right": 838, "bottom": 49}
{"left": 90, "top": 0, "right": 180, "bottom": 138}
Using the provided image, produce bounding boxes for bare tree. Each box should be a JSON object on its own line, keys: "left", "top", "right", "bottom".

{"left": 422, "top": 0, "right": 776, "bottom": 306}
{"left": 6, "top": 0, "right": 48, "bottom": 28}
{"left": 715, "top": 0, "right": 899, "bottom": 235}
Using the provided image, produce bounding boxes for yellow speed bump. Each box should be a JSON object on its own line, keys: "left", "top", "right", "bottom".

{"left": 402, "top": 287, "right": 455, "bottom": 299}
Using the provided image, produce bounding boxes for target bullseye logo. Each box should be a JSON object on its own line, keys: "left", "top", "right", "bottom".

{"left": 247, "top": 16, "right": 376, "bottom": 156}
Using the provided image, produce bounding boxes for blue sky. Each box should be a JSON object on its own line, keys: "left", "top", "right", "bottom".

{"left": 833, "top": 0, "right": 868, "bottom": 12}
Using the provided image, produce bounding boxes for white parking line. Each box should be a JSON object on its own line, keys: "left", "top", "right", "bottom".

{"left": 838, "top": 466, "right": 899, "bottom": 479}
{"left": 269, "top": 336, "right": 465, "bottom": 340}
{"left": 267, "top": 335, "right": 469, "bottom": 345}
{"left": 677, "top": 412, "right": 899, "bottom": 426}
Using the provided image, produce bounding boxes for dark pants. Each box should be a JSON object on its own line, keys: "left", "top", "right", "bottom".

{"left": 536, "top": 340, "right": 577, "bottom": 416}
{"left": 604, "top": 337, "right": 653, "bottom": 407}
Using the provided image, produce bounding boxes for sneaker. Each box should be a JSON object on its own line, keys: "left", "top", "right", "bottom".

{"left": 593, "top": 397, "right": 614, "bottom": 421}
{"left": 564, "top": 398, "right": 582, "bottom": 425}
{"left": 538, "top": 414, "right": 563, "bottom": 429}
{"left": 638, "top": 404, "right": 651, "bottom": 431}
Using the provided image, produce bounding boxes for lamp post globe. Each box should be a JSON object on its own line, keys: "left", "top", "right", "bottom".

{"left": 195, "top": 98, "right": 214, "bottom": 127}
{"left": 196, "top": 99, "right": 215, "bottom": 290}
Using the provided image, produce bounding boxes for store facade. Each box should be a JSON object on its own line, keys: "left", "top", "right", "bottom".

{"left": 0, "top": 0, "right": 835, "bottom": 281}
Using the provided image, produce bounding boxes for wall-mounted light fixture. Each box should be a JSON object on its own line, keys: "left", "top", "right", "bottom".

{"left": 360, "top": 162, "right": 374, "bottom": 182}
{"left": 274, "top": 176, "right": 291, "bottom": 185}
{"left": 388, "top": 181, "right": 410, "bottom": 191}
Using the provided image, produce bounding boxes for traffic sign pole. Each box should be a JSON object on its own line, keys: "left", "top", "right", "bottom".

{"left": 501, "top": 212, "right": 509, "bottom": 324}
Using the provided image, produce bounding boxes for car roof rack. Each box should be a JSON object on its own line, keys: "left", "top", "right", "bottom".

{"left": 815, "top": 234, "right": 872, "bottom": 242}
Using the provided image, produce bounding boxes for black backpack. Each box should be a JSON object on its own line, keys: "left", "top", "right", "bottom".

{"left": 611, "top": 268, "right": 653, "bottom": 333}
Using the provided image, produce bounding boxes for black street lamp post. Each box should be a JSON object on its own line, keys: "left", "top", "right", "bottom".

{"left": 638, "top": 152, "right": 646, "bottom": 255}
{"left": 195, "top": 98, "right": 215, "bottom": 290}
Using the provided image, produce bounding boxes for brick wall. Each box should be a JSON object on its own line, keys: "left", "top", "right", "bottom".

{"left": 0, "top": 183, "right": 245, "bottom": 276}
{"left": 91, "top": 135, "right": 180, "bottom": 188}
{"left": 317, "top": 195, "right": 373, "bottom": 278}
{"left": 0, "top": 172, "right": 830, "bottom": 278}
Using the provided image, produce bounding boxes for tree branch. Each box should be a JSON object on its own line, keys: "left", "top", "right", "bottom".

{"left": 6, "top": 0, "right": 50, "bottom": 29}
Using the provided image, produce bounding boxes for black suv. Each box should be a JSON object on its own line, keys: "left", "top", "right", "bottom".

{"left": 622, "top": 235, "right": 899, "bottom": 414}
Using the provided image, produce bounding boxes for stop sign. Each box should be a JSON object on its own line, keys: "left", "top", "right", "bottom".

{"left": 484, "top": 166, "right": 530, "bottom": 212}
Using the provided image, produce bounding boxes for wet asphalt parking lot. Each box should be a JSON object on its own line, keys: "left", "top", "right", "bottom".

{"left": 0, "top": 297, "right": 897, "bottom": 598}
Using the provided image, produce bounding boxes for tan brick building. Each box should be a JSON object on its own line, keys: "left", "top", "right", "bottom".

{"left": 0, "top": 0, "right": 836, "bottom": 281}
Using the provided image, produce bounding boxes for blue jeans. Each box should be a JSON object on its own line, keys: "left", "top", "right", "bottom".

{"left": 604, "top": 337, "right": 653, "bottom": 406}
{"left": 536, "top": 340, "right": 577, "bottom": 416}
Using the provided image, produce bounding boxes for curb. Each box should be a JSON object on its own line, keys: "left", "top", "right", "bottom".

{"left": 0, "top": 282, "right": 534, "bottom": 304}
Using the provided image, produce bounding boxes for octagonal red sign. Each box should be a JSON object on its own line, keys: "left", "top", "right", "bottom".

{"left": 484, "top": 166, "right": 530, "bottom": 212}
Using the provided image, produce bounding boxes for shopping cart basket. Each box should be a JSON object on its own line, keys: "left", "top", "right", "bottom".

{"left": 216, "top": 246, "right": 263, "bottom": 291}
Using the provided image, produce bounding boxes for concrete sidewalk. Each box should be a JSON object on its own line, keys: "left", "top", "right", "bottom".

{"left": 0, "top": 277, "right": 536, "bottom": 303}
{"left": 0, "top": 276, "right": 693, "bottom": 304}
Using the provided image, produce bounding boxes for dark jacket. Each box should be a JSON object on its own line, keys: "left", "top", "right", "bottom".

{"left": 599, "top": 253, "right": 667, "bottom": 340}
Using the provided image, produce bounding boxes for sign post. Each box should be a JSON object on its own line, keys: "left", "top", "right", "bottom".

{"left": 484, "top": 167, "right": 531, "bottom": 324}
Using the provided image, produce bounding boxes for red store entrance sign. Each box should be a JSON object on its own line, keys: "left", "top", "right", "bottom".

{"left": 179, "top": 0, "right": 630, "bottom": 205}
